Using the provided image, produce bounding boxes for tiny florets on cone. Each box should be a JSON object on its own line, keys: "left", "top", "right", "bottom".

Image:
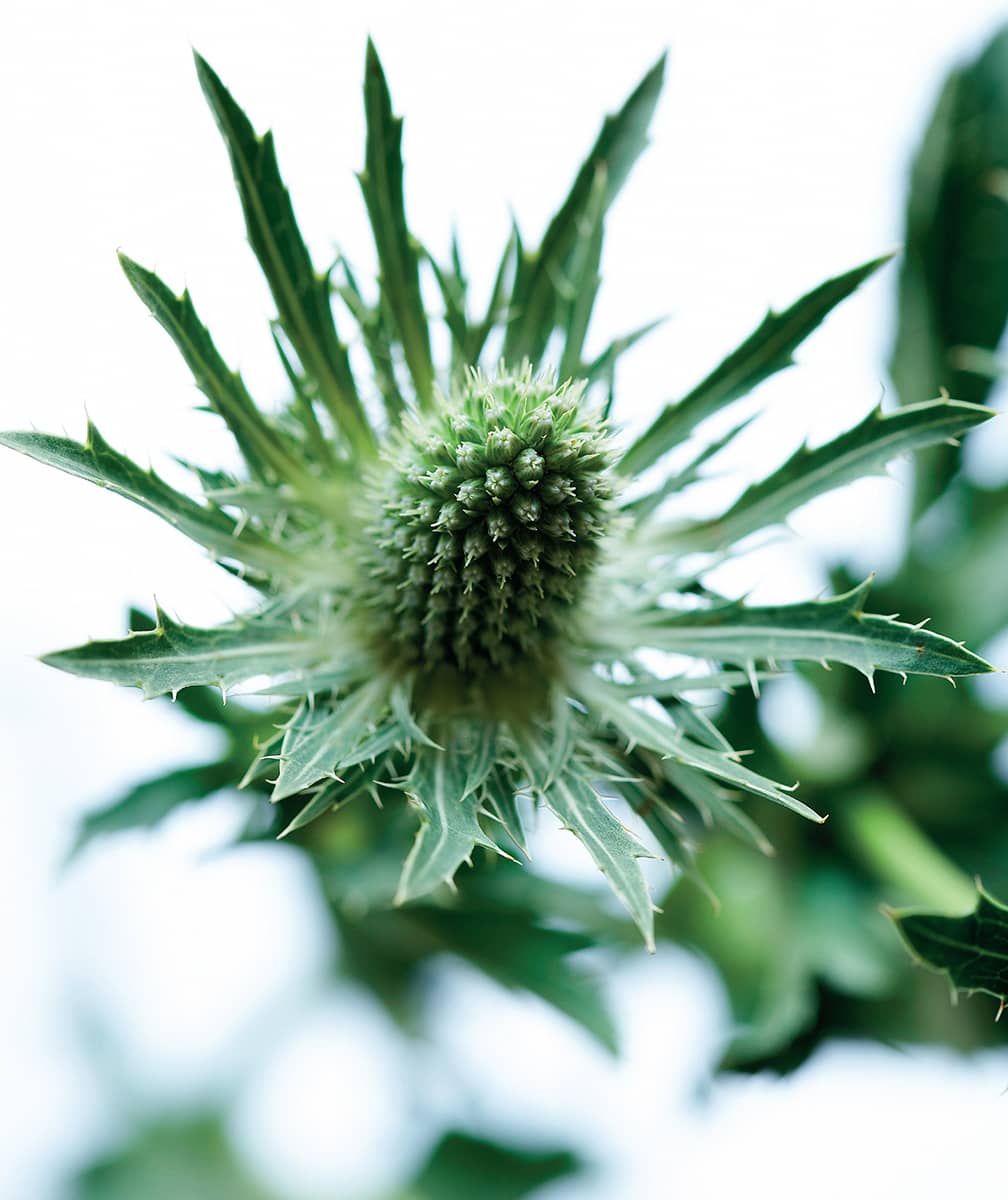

{"left": 361, "top": 368, "right": 613, "bottom": 673}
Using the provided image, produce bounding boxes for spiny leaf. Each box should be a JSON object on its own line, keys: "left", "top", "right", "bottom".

{"left": 481, "top": 764, "right": 526, "bottom": 854}
{"left": 126, "top": 618, "right": 269, "bottom": 731}
{"left": 359, "top": 39, "right": 434, "bottom": 405}
{"left": 654, "top": 398, "right": 994, "bottom": 549}
{"left": 270, "top": 329, "right": 335, "bottom": 464}
{"left": 273, "top": 676, "right": 391, "bottom": 800}
{"left": 620, "top": 254, "right": 892, "bottom": 476}
{"left": 512, "top": 729, "right": 656, "bottom": 950}
{"left": 612, "top": 578, "right": 994, "bottom": 681}
{"left": 621, "top": 412, "right": 756, "bottom": 519}
{"left": 337, "top": 722, "right": 405, "bottom": 768}
{"left": 118, "top": 253, "right": 303, "bottom": 481}
{"left": 467, "top": 227, "right": 518, "bottom": 365}
{"left": 389, "top": 679, "right": 441, "bottom": 749}
{"left": 459, "top": 720, "right": 498, "bottom": 801}
{"left": 581, "top": 316, "right": 666, "bottom": 387}
{"left": 890, "top": 884, "right": 1008, "bottom": 1006}
{"left": 396, "top": 742, "right": 499, "bottom": 904}
{"left": 193, "top": 51, "right": 374, "bottom": 453}
{"left": 44, "top": 608, "right": 321, "bottom": 700}
{"left": 0, "top": 425, "right": 289, "bottom": 577}
{"left": 329, "top": 258, "right": 409, "bottom": 426}
{"left": 573, "top": 669, "right": 819, "bottom": 823}
{"left": 503, "top": 54, "right": 666, "bottom": 367}
{"left": 664, "top": 762, "right": 774, "bottom": 856}
{"left": 615, "top": 668, "right": 782, "bottom": 697}
{"left": 256, "top": 658, "right": 378, "bottom": 700}
{"left": 617, "top": 771, "right": 718, "bottom": 903}
{"left": 425, "top": 241, "right": 470, "bottom": 375}
{"left": 280, "top": 756, "right": 388, "bottom": 836}
{"left": 546, "top": 690, "right": 578, "bottom": 787}
{"left": 543, "top": 770, "right": 656, "bottom": 950}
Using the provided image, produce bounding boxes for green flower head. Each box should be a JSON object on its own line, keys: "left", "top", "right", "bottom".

{"left": 361, "top": 368, "right": 611, "bottom": 677}
{"left": 3, "top": 41, "right": 994, "bottom": 951}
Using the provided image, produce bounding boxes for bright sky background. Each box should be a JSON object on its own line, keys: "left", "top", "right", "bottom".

{"left": 3, "top": 2, "right": 1008, "bottom": 1197}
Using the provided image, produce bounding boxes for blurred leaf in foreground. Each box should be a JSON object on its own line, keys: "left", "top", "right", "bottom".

{"left": 398, "top": 1130, "right": 580, "bottom": 1200}
{"left": 74, "top": 1118, "right": 276, "bottom": 1200}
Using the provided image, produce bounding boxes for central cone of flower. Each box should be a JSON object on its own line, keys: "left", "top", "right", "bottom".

{"left": 363, "top": 370, "right": 612, "bottom": 673}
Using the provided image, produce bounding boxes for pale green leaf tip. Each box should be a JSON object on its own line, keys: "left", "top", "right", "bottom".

{"left": 0, "top": 430, "right": 28, "bottom": 452}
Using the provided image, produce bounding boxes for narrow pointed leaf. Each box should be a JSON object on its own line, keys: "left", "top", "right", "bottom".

{"left": 280, "top": 756, "right": 388, "bottom": 836}
{"left": 360, "top": 39, "right": 434, "bottom": 404}
{"left": 664, "top": 763, "right": 774, "bottom": 855}
{"left": 512, "top": 730, "right": 655, "bottom": 949}
{"left": 622, "top": 413, "right": 757, "bottom": 519}
{"left": 193, "top": 52, "right": 374, "bottom": 452}
{"left": 390, "top": 679, "right": 441, "bottom": 748}
{"left": 621, "top": 254, "right": 892, "bottom": 476}
{"left": 482, "top": 765, "right": 526, "bottom": 855}
{"left": 618, "top": 773, "right": 715, "bottom": 900}
{"left": 460, "top": 720, "right": 498, "bottom": 800}
{"left": 546, "top": 690, "right": 578, "bottom": 786}
{"left": 616, "top": 668, "right": 781, "bottom": 697}
{"left": 273, "top": 677, "right": 391, "bottom": 800}
{"left": 573, "top": 671, "right": 819, "bottom": 822}
{"left": 582, "top": 316, "right": 666, "bottom": 387}
{"left": 890, "top": 884, "right": 1008, "bottom": 1004}
{"left": 333, "top": 264, "right": 408, "bottom": 425}
{"left": 545, "top": 771, "right": 656, "bottom": 950}
{"left": 656, "top": 398, "right": 994, "bottom": 549}
{"left": 423, "top": 246, "right": 470, "bottom": 371}
{"left": 615, "top": 578, "right": 994, "bottom": 680}
{"left": 396, "top": 743, "right": 498, "bottom": 904}
{"left": 504, "top": 54, "right": 666, "bottom": 366}
{"left": 557, "top": 167, "right": 607, "bottom": 381}
{"left": 43, "top": 609, "right": 319, "bottom": 699}
{"left": 0, "top": 425, "right": 292, "bottom": 575}
{"left": 271, "top": 329, "right": 335, "bottom": 465}
{"left": 467, "top": 227, "right": 518, "bottom": 365}
{"left": 337, "top": 723, "right": 404, "bottom": 768}
{"left": 118, "top": 254, "right": 303, "bottom": 480}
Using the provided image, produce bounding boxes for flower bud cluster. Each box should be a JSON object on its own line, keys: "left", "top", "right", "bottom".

{"left": 362, "top": 370, "right": 612, "bottom": 672}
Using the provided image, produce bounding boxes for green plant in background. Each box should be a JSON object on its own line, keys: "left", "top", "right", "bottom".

{"left": 74, "top": 1116, "right": 578, "bottom": 1200}
{"left": 663, "top": 26, "right": 1008, "bottom": 1072}
{"left": 5, "top": 36, "right": 1007, "bottom": 1188}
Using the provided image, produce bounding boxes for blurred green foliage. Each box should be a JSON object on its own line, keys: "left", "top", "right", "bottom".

{"left": 73, "top": 1118, "right": 578, "bottom": 1200}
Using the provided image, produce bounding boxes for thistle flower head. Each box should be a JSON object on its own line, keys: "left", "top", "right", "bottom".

{"left": 2, "top": 42, "right": 994, "bottom": 956}
{"left": 363, "top": 368, "right": 611, "bottom": 675}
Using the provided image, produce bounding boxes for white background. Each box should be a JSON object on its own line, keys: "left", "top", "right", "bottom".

{"left": 3, "top": 2, "right": 1008, "bottom": 1197}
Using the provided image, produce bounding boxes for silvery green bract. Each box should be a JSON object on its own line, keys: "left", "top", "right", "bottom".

{"left": 2, "top": 42, "right": 995, "bottom": 952}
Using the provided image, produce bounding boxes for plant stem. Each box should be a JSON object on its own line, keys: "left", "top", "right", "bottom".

{"left": 838, "top": 788, "right": 977, "bottom": 912}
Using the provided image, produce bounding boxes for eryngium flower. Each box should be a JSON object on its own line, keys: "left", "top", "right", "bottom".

{"left": 362, "top": 371, "right": 611, "bottom": 673}
{"left": 2, "top": 43, "right": 994, "bottom": 948}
